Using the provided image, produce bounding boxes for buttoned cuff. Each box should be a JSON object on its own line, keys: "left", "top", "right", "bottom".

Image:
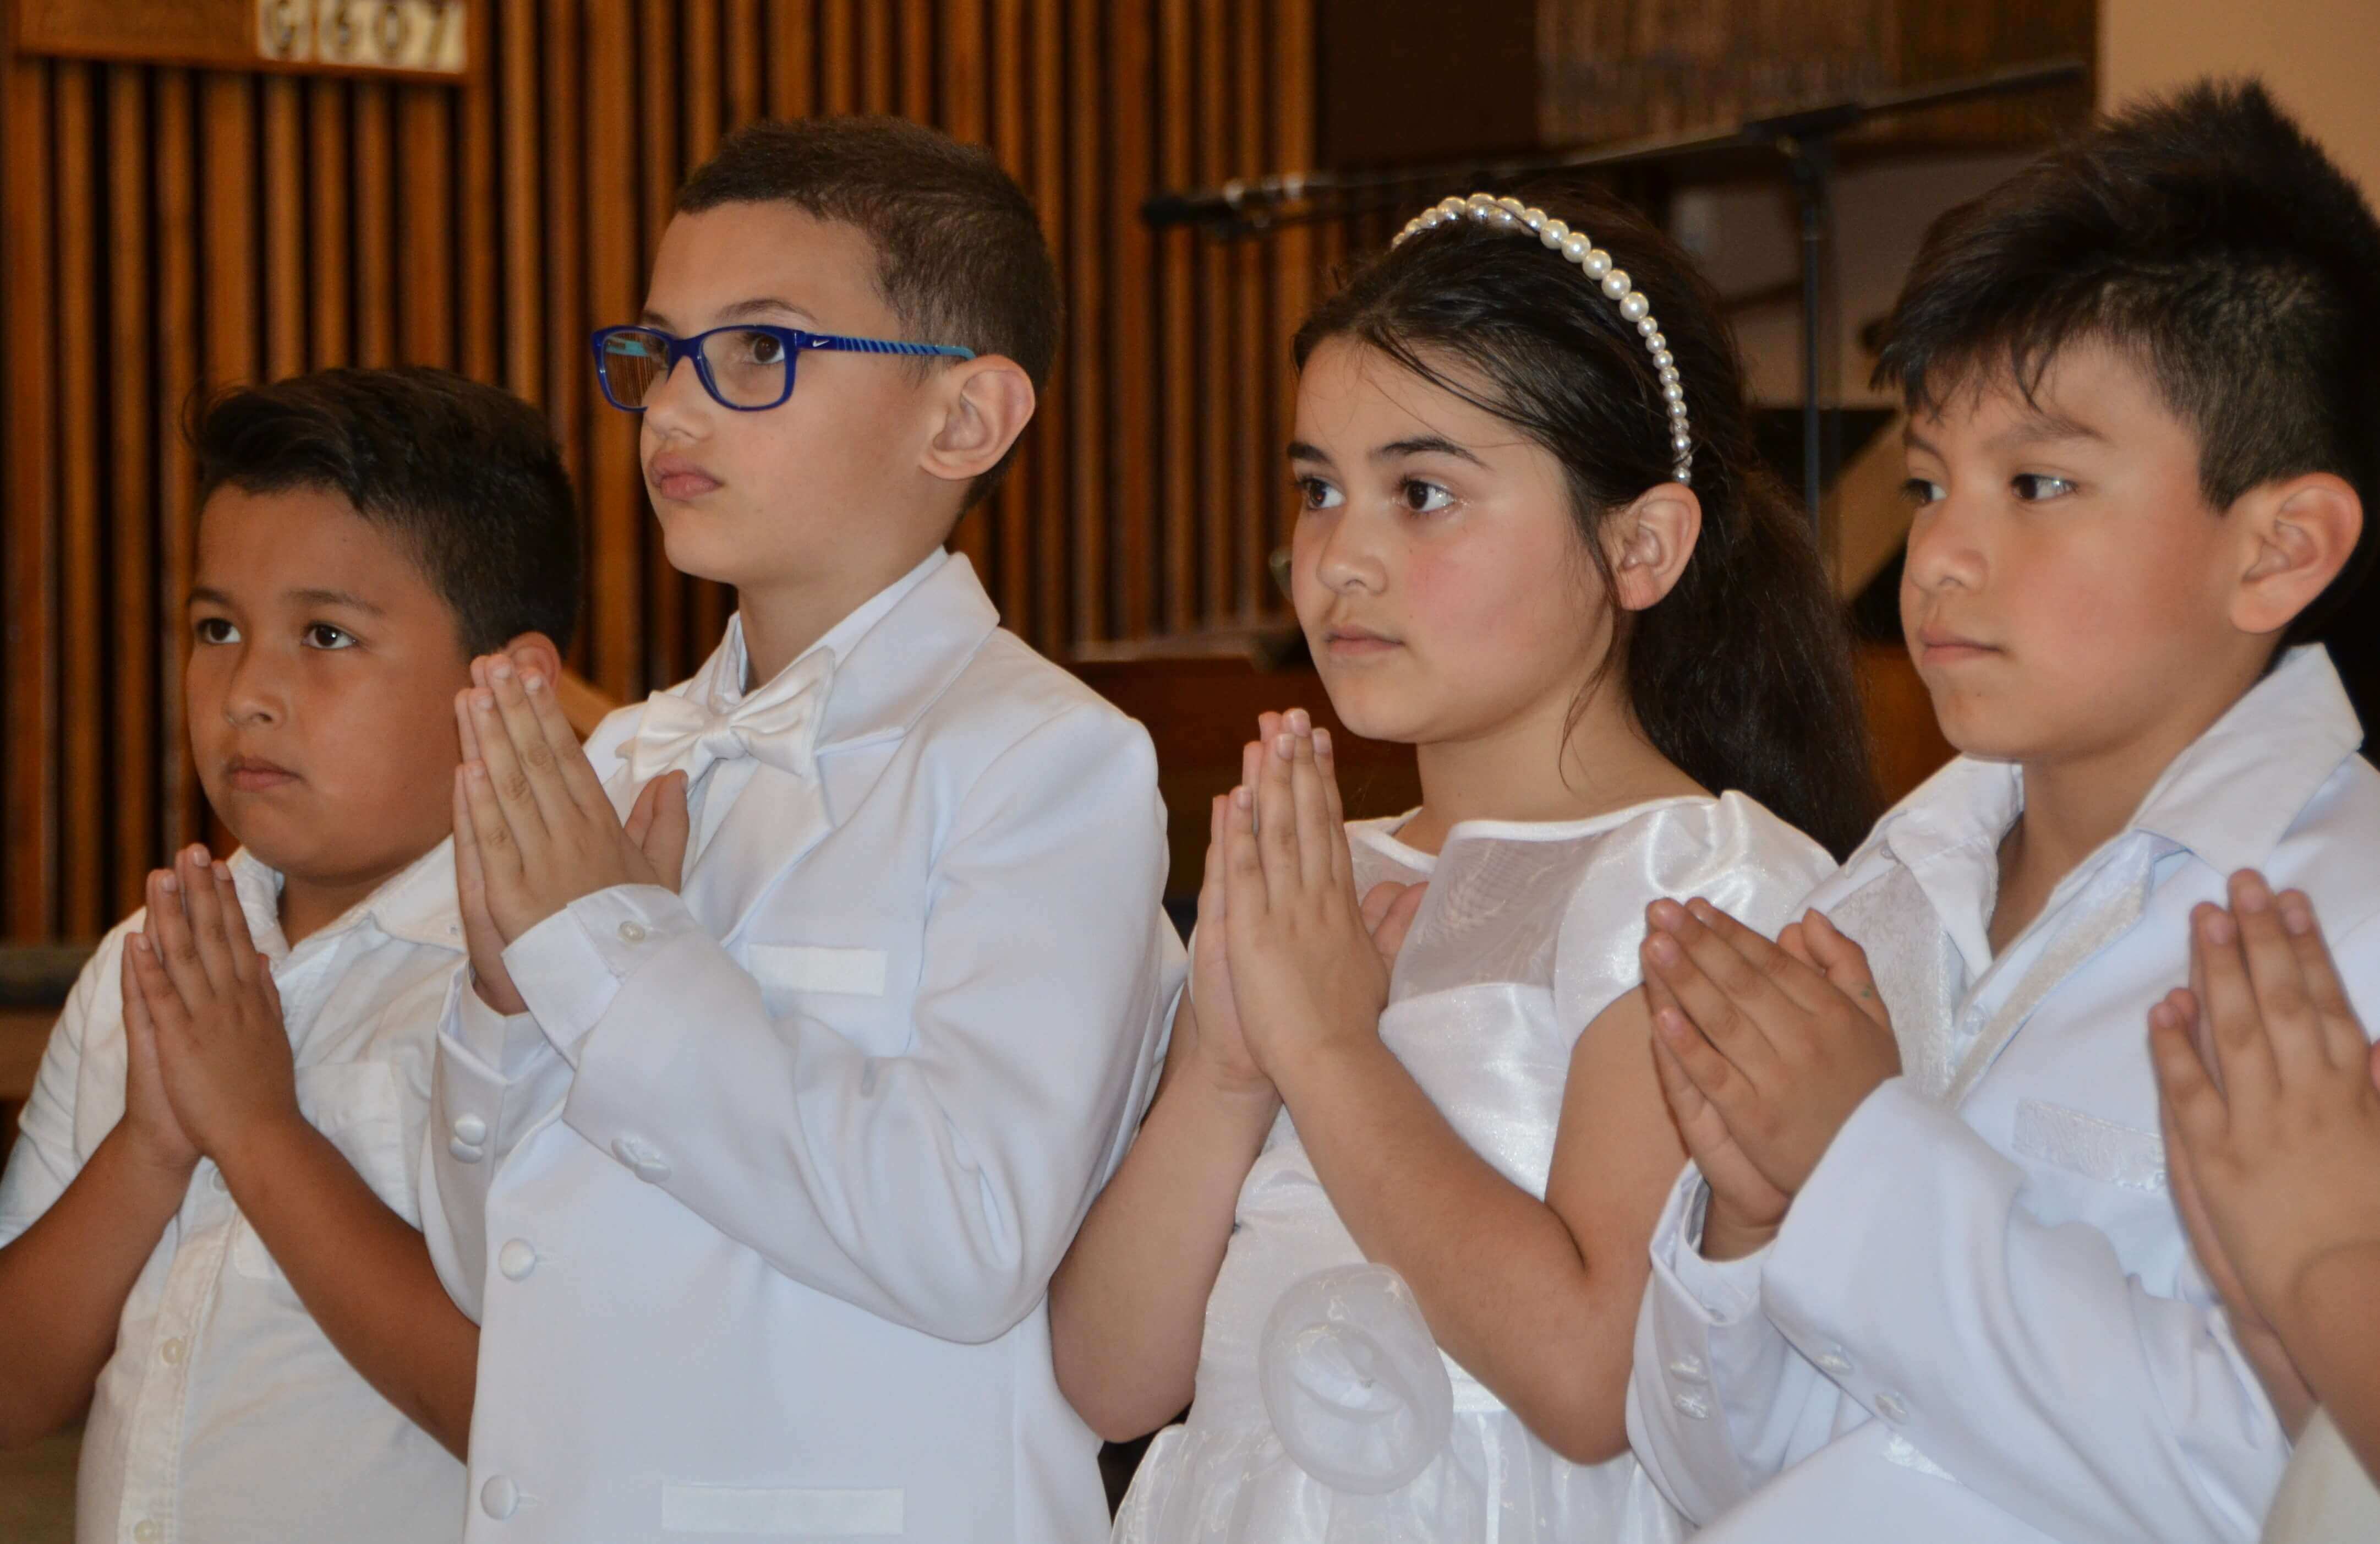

{"left": 453, "top": 978, "right": 550, "bottom": 1078}
{"left": 1651, "top": 1165, "right": 1768, "bottom": 1325}
{"left": 505, "top": 885, "right": 692, "bottom": 1065}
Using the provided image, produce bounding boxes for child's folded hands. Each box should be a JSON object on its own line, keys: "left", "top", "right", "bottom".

{"left": 1639, "top": 899, "right": 1898, "bottom": 1258}
{"left": 452, "top": 652, "right": 689, "bottom": 952}
{"left": 125, "top": 845, "right": 298, "bottom": 1174}
{"left": 1218, "top": 710, "right": 1425, "bottom": 1085}
{"left": 2150, "top": 871, "right": 2380, "bottom": 1349}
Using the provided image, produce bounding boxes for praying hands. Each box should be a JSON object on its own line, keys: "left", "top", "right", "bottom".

{"left": 1639, "top": 898, "right": 1900, "bottom": 1259}
{"left": 451, "top": 652, "right": 688, "bottom": 1012}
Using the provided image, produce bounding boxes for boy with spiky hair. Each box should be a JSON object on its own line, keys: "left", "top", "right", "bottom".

{"left": 1624, "top": 79, "right": 2379, "bottom": 1543}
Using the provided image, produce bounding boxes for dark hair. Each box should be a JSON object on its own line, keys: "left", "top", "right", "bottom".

{"left": 1294, "top": 182, "right": 1879, "bottom": 858}
{"left": 1874, "top": 77, "right": 2380, "bottom": 645}
{"left": 194, "top": 366, "right": 582, "bottom": 656}
{"left": 679, "top": 116, "right": 1061, "bottom": 507}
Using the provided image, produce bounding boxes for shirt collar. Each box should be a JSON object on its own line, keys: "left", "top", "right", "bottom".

{"left": 223, "top": 838, "right": 463, "bottom": 961}
{"left": 1861, "top": 643, "right": 2365, "bottom": 947}
{"left": 703, "top": 550, "right": 949, "bottom": 714}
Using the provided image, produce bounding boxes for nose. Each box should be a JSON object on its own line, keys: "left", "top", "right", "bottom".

{"left": 219, "top": 642, "right": 286, "bottom": 728}
{"left": 639, "top": 353, "right": 713, "bottom": 441}
{"left": 1902, "top": 487, "right": 1986, "bottom": 599}
{"left": 1306, "top": 508, "right": 1389, "bottom": 599}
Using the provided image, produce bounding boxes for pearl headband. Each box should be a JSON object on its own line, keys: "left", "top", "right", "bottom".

{"left": 1393, "top": 192, "right": 1693, "bottom": 485}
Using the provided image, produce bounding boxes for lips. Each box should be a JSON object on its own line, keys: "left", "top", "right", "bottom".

{"left": 1913, "top": 625, "right": 1999, "bottom": 665}
{"left": 1321, "top": 625, "right": 1401, "bottom": 657}
{"left": 647, "top": 453, "right": 723, "bottom": 499}
{"left": 222, "top": 755, "right": 299, "bottom": 792}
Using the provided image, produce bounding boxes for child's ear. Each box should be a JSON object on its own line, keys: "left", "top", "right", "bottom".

{"left": 497, "top": 631, "right": 566, "bottom": 689}
{"left": 1607, "top": 483, "right": 1703, "bottom": 613}
{"left": 2230, "top": 473, "right": 2362, "bottom": 637}
{"left": 921, "top": 356, "right": 1037, "bottom": 485}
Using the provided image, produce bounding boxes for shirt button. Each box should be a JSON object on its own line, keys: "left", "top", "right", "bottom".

{"left": 133, "top": 1520, "right": 162, "bottom": 1543}
{"left": 453, "top": 1114, "right": 489, "bottom": 1144}
{"left": 1815, "top": 1347, "right": 1854, "bottom": 1377}
{"left": 1667, "top": 1355, "right": 1708, "bottom": 1385}
{"left": 448, "top": 1138, "right": 485, "bottom": 1164}
{"left": 617, "top": 920, "right": 649, "bottom": 944}
{"left": 1672, "top": 1388, "right": 1712, "bottom": 1420}
{"left": 1876, "top": 1390, "right": 1912, "bottom": 1425}
{"left": 481, "top": 1475, "right": 519, "bottom": 1519}
{"left": 497, "top": 1240, "right": 538, "bottom": 1281}
{"left": 159, "top": 1338, "right": 186, "bottom": 1366}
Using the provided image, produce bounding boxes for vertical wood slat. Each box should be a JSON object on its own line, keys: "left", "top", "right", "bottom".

{"left": 5, "top": 52, "right": 59, "bottom": 935}
{"left": 54, "top": 63, "right": 102, "bottom": 936}
{"left": 353, "top": 83, "right": 396, "bottom": 366}
{"left": 307, "top": 79, "right": 351, "bottom": 368}
{"left": 107, "top": 64, "right": 155, "bottom": 913}
{"left": 585, "top": 0, "right": 641, "bottom": 697}
{"left": 156, "top": 68, "right": 202, "bottom": 861}
{"left": 398, "top": 86, "right": 453, "bottom": 365}
{"left": 1158, "top": 0, "right": 1194, "bottom": 632}
{"left": 2, "top": 0, "right": 1331, "bottom": 937}
{"left": 989, "top": 0, "right": 1031, "bottom": 632}
{"left": 262, "top": 78, "right": 307, "bottom": 379}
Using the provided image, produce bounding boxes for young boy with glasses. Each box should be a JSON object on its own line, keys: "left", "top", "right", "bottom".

{"left": 0, "top": 368, "right": 580, "bottom": 1542}
{"left": 423, "top": 117, "right": 1184, "bottom": 1544}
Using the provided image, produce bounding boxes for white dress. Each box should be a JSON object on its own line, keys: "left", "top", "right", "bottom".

{"left": 1114, "top": 792, "right": 1839, "bottom": 1544}
{"left": 2264, "top": 1409, "right": 2380, "bottom": 1543}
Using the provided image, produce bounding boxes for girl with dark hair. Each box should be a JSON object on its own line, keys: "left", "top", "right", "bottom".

{"left": 1048, "top": 186, "right": 1874, "bottom": 1543}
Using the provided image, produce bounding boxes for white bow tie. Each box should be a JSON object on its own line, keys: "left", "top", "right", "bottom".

{"left": 625, "top": 649, "right": 834, "bottom": 785}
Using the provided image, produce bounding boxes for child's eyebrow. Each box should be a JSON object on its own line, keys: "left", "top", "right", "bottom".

{"left": 1989, "top": 408, "right": 2107, "bottom": 450}
{"left": 287, "top": 587, "right": 386, "bottom": 615}
{"left": 1375, "top": 435, "right": 1485, "bottom": 467}
{"left": 1286, "top": 440, "right": 1334, "bottom": 466}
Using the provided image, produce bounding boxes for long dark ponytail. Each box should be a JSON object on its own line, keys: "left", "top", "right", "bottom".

{"left": 1294, "top": 180, "right": 1879, "bottom": 857}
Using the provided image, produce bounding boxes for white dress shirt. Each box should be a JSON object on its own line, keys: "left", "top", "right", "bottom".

{"left": 422, "top": 552, "right": 1185, "bottom": 1544}
{"left": 1627, "top": 646, "right": 2380, "bottom": 1544}
{"left": 0, "top": 843, "right": 468, "bottom": 1544}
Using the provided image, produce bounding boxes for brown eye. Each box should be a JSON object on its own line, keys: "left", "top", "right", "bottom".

{"left": 194, "top": 617, "right": 238, "bottom": 645}
{"left": 303, "top": 623, "right": 357, "bottom": 650}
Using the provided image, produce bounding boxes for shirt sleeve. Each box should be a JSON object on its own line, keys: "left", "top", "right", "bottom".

{"left": 1627, "top": 1164, "right": 1850, "bottom": 1523}
{"left": 0, "top": 931, "right": 125, "bottom": 1247}
{"left": 418, "top": 968, "right": 575, "bottom": 1320}
{"left": 515, "top": 705, "right": 1183, "bottom": 1343}
{"left": 1760, "top": 1060, "right": 2311, "bottom": 1544}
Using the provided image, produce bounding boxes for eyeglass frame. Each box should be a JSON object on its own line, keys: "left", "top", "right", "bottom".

{"left": 589, "top": 323, "right": 976, "bottom": 413}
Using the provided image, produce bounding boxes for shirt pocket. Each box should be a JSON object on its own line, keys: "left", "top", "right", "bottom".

{"left": 232, "top": 1060, "right": 416, "bottom": 1284}
{"left": 2011, "top": 1098, "right": 2168, "bottom": 1194}
{"left": 742, "top": 941, "right": 909, "bottom": 1057}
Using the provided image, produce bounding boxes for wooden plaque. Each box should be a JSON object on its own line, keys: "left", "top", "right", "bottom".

{"left": 11, "top": 0, "right": 472, "bottom": 82}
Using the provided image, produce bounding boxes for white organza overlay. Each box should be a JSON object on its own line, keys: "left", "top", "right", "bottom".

{"left": 1113, "top": 792, "right": 1836, "bottom": 1544}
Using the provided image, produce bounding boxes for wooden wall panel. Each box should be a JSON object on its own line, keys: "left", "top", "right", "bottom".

{"left": 1, "top": 0, "right": 1329, "bottom": 941}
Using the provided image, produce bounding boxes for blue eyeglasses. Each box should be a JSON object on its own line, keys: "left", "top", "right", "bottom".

{"left": 590, "top": 323, "right": 975, "bottom": 413}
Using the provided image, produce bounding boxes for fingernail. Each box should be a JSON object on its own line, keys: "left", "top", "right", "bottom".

{"left": 1314, "top": 728, "right": 1332, "bottom": 757}
{"left": 1233, "top": 784, "right": 1252, "bottom": 809}
{"left": 2280, "top": 897, "right": 2315, "bottom": 936}
{"left": 161, "top": 873, "right": 179, "bottom": 894}
{"left": 1274, "top": 733, "right": 1293, "bottom": 758}
{"left": 1647, "top": 934, "right": 1680, "bottom": 965}
{"left": 1648, "top": 899, "right": 1684, "bottom": 930}
{"left": 490, "top": 659, "right": 515, "bottom": 681}
{"left": 1287, "top": 708, "right": 1310, "bottom": 734}
{"left": 2204, "top": 909, "right": 2237, "bottom": 945}
{"left": 467, "top": 760, "right": 489, "bottom": 781}
{"left": 523, "top": 672, "right": 546, "bottom": 694}
{"left": 133, "top": 935, "right": 152, "bottom": 956}
{"left": 2234, "top": 873, "right": 2272, "bottom": 910}
{"left": 474, "top": 690, "right": 495, "bottom": 712}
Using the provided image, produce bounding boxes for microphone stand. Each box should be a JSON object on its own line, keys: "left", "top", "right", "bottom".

{"left": 1142, "top": 58, "right": 2088, "bottom": 531}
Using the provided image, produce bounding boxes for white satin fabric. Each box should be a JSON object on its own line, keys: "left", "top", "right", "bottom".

{"left": 1114, "top": 793, "right": 1836, "bottom": 1544}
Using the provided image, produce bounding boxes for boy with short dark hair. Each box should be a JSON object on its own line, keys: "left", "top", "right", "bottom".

{"left": 1624, "top": 80, "right": 2380, "bottom": 1543}
{"left": 425, "top": 117, "right": 1181, "bottom": 1544}
{"left": 0, "top": 365, "right": 581, "bottom": 1543}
